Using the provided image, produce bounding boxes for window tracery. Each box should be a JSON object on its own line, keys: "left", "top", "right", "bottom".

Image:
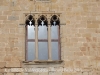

{"left": 37, "top": 15, "right": 48, "bottom": 26}
{"left": 25, "top": 14, "right": 60, "bottom": 26}
{"left": 25, "top": 15, "right": 35, "bottom": 26}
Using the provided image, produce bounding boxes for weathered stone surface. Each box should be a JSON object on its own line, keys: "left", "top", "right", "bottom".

{"left": 0, "top": 73, "right": 3, "bottom": 75}
{"left": 6, "top": 73, "right": 14, "bottom": 75}
{"left": 0, "top": 62, "right": 6, "bottom": 68}
{"left": 0, "top": 16, "right": 7, "bottom": 20}
{"left": 6, "top": 62, "right": 21, "bottom": 67}
{"left": 29, "top": 72, "right": 38, "bottom": 75}
{"left": 0, "top": 6, "right": 9, "bottom": 11}
{"left": 8, "top": 16, "right": 19, "bottom": 20}
{"left": 0, "top": 0, "right": 99, "bottom": 75}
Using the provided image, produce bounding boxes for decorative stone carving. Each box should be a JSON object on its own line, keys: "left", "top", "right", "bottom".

{"left": 25, "top": 14, "right": 60, "bottom": 26}
{"left": 37, "top": 15, "right": 48, "bottom": 26}
{"left": 25, "top": 15, "right": 35, "bottom": 26}
{"left": 50, "top": 15, "right": 60, "bottom": 26}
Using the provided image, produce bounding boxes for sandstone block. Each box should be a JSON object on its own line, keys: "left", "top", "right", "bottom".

{"left": 87, "top": 24, "right": 99, "bottom": 28}
{"left": 8, "top": 16, "right": 19, "bottom": 21}
{"left": 3, "top": 11, "right": 12, "bottom": 15}
{"left": 0, "top": 16, "right": 7, "bottom": 20}
{"left": 6, "top": 62, "right": 21, "bottom": 67}
{"left": 6, "top": 73, "right": 14, "bottom": 75}
{"left": 0, "top": 73, "right": 3, "bottom": 75}
{"left": 0, "top": 62, "right": 6, "bottom": 68}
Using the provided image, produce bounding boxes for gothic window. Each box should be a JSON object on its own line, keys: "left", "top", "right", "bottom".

{"left": 25, "top": 14, "right": 61, "bottom": 62}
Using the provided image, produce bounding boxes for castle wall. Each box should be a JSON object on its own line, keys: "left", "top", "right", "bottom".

{"left": 0, "top": 0, "right": 100, "bottom": 75}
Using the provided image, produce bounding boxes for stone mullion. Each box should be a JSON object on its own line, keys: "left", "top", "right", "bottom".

{"left": 48, "top": 23, "right": 52, "bottom": 61}
{"left": 35, "top": 24, "right": 38, "bottom": 60}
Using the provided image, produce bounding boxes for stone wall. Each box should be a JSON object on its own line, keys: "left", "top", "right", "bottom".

{"left": 0, "top": 0, "right": 100, "bottom": 75}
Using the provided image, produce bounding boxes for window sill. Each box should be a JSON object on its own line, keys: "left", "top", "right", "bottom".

{"left": 22, "top": 60, "right": 63, "bottom": 65}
